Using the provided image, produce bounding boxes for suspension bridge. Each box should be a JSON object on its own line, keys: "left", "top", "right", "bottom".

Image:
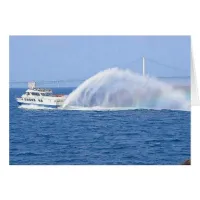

{"left": 9, "top": 57, "right": 190, "bottom": 88}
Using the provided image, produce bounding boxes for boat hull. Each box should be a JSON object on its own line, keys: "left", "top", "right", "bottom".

{"left": 17, "top": 102, "right": 61, "bottom": 108}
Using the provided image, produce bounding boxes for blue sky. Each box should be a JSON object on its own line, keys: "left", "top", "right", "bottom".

{"left": 10, "top": 36, "right": 190, "bottom": 82}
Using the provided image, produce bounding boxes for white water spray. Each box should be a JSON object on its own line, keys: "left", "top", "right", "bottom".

{"left": 62, "top": 68, "right": 189, "bottom": 111}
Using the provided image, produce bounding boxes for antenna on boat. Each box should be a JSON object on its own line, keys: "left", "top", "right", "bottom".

{"left": 142, "top": 56, "right": 145, "bottom": 77}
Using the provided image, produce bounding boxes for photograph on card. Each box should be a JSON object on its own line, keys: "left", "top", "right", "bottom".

{"left": 9, "top": 36, "right": 190, "bottom": 165}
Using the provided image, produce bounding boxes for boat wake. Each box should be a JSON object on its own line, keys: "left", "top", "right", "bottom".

{"left": 18, "top": 104, "right": 56, "bottom": 110}
{"left": 62, "top": 68, "right": 190, "bottom": 111}
{"left": 62, "top": 106, "right": 139, "bottom": 111}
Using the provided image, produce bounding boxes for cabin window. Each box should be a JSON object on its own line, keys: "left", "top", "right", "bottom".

{"left": 41, "top": 93, "right": 52, "bottom": 96}
{"left": 31, "top": 92, "right": 40, "bottom": 96}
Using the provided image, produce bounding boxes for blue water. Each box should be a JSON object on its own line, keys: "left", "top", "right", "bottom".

{"left": 9, "top": 88, "right": 190, "bottom": 165}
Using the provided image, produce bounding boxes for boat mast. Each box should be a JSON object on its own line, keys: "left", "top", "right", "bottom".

{"left": 142, "top": 56, "right": 145, "bottom": 77}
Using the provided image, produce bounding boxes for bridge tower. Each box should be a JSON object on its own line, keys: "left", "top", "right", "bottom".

{"left": 142, "top": 57, "right": 145, "bottom": 77}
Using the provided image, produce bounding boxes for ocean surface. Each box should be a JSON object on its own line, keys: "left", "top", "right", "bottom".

{"left": 9, "top": 88, "right": 190, "bottom": 165}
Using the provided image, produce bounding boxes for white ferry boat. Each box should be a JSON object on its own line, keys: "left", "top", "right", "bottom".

{"left": 16, "top": 82, "right": 67, "bottom": 108}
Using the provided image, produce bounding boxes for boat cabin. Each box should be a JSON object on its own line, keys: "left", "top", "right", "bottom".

{"left": 25, "top": 89, "right": 53, "bottom": 97}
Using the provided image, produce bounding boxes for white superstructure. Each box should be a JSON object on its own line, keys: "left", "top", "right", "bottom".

{"left": 16, "top": 82, "right": 67, "bottom": 108}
